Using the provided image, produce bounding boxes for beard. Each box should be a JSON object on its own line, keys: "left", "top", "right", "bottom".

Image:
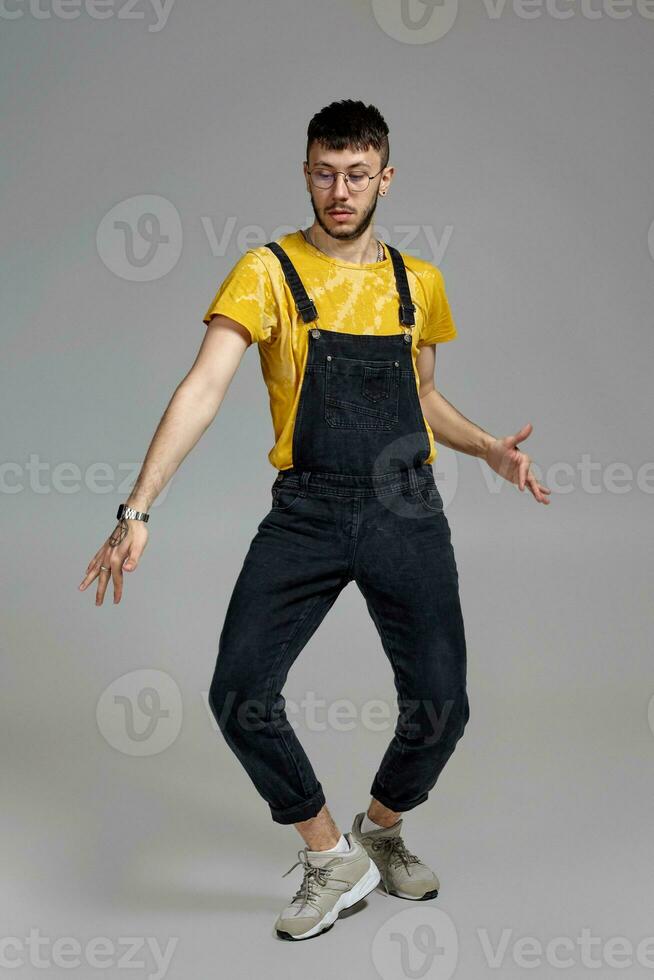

{"left": 309, "top": 191, "right": 380, "bottom": 243}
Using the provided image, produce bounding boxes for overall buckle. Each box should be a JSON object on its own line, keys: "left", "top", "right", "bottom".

{"left": 399, "top": 303, "right": 416, "bottom": 325}
{"left": 297, "top": 299, "right": 318, "bottom": 323}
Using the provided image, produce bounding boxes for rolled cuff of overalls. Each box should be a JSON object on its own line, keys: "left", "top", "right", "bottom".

{"left": 368, "top": 777, "right": 429, "bottom": 814}
{"left": 268, "top": 784, "right": 327, "bottom": 824}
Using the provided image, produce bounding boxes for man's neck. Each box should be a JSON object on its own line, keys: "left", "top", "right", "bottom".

{"left": 303, "top": 225, "right": 381, "bottom": 265}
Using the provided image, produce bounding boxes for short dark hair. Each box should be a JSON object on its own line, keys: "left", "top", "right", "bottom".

{"left": 306, "top": 100, "right": 390, "bottom": 170}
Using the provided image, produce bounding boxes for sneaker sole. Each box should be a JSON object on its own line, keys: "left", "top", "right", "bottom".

{"left": 386, "top": 886, "right": 439, "bottom": 901}
{"left": 276, "top": 859, "right": 381, "bottom": 941}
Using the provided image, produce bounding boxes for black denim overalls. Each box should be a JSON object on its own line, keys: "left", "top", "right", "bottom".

{"left": 209, "top": 241, "right": 470, "bottom": 825}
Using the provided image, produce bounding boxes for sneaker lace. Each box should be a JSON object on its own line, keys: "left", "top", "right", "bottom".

{"left": 370, "top": 836, "right": 421, "bottom": 896}
{"left": 281, "top": 849, "right": 334, "bottom": 913}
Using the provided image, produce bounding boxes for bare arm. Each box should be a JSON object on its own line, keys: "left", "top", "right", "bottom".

{"left": 124, "top": 314, "right": 251, "bottom": 511}
{"left": 79, "top": 314, "right": 252, "bottom": 604}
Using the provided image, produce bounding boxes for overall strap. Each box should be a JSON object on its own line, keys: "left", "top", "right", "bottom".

{"left": 384, "top": 243, "right": 416, "bottom": 326}
{"left": 264, "top": 242, "right": 318, "bottom": 323}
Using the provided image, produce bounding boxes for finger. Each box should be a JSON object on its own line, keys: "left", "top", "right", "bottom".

{"left": 122, "top": 543, "right": 145, "bottom": 573}
{"left": 111, "top": 555, "right": 125, "bottom": 605}
{"left": 95, "top": 566, "right": 111, "bottom": 606}
{"left": 85, "top": 539, "right": 112, "bottom": 573}
{"left": 511, "top": 422, "right": 532, "bottom": 449}
{"left": 519, "top": 461, "right": 530, "bottom": 491}
{"left": 82, "top": 550, "right": 104, "bottom": 580}
{"left": 79, "top": 567, "right": 98, "bottom": 590}
{"left": 525, "top": 472, "right": 540, "bottom": 500}
{"left": 523, "top": 455, "right": 533, "bottom": 490}
{"left": 85, "top": 551, "right": 102, "bottom": 574}
{"left": 527, "top": 473, "right": 551, "bottom": 504}
{"left": 79, "top": 560, "right": 106, "bottom": 591}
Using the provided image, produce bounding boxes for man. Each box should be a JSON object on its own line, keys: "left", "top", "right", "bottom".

{"left": 79, "top": 100, "right": 550, "bottom": 942}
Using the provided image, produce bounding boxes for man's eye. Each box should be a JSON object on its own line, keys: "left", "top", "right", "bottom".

{"left": 315, "top": 170, "right": 332, "bottom": 179}
{"left": 348, "top": 173, "right": 367, "bottom": 182}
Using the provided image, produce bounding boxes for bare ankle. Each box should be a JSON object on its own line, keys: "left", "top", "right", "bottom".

{"left": 294, "top": 804, "right": 342, "bottom": 850}
{"left": 366, "top": 797, "right": 402, "bottom": 828}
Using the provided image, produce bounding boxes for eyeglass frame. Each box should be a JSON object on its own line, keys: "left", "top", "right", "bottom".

{"left": 305, "top": 164, "right": 386, "bottom": 192}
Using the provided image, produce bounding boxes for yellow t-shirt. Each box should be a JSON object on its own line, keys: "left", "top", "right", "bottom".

{"left": 202, "top": 230, "right": 457, "bottom": 471}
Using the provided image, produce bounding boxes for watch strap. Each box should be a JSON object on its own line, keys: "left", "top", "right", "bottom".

{"left": 116, "top": 503, "right": 150, "bottom": 523}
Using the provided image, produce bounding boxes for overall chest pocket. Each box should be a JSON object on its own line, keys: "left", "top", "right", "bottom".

{"left": 324, "top": 355, "right": 400, "bottom": 429}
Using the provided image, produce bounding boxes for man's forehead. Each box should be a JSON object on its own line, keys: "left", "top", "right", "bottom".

{"left": 307, "top": 146, "right": 380, "bottom": 168}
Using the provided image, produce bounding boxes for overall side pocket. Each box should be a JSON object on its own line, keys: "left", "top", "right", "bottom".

{"left": 271, "top": 484, "right": 303, "bottom": 512}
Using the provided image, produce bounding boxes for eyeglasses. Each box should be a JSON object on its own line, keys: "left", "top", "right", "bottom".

{"left": 306, "top": 166, "right": 385, "bottom": 192}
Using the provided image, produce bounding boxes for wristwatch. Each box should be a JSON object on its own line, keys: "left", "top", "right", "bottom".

{"left": 116, "top": 503, "right": 150, "bottom": 523}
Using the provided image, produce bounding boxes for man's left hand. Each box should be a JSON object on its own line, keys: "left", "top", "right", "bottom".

{"left": 484, "top": 422, "right": 551, "bottom": 504}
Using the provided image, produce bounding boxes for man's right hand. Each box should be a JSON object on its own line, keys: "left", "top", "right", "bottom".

{"left": 78, "top": 521, "right": 149, "bottom": 606}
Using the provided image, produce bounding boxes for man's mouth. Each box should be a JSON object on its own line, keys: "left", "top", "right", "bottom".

{"left": 329, "top": 209, "right": 354, "bottom": 220}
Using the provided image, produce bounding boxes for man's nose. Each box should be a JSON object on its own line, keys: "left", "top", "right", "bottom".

{"left": 331, "top": 174, "right": 351, "bottom": 199}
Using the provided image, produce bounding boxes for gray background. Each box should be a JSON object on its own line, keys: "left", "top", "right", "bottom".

{"left": 3, "top": 0, "right": 653, "bottom": 976}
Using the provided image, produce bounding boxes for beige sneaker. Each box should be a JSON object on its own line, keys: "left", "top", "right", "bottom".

{"left": 351, "top": 812, "right": 440, "bottom": 901}
{"left": 275, "top": 832, "right": 381, "bottom": 941}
